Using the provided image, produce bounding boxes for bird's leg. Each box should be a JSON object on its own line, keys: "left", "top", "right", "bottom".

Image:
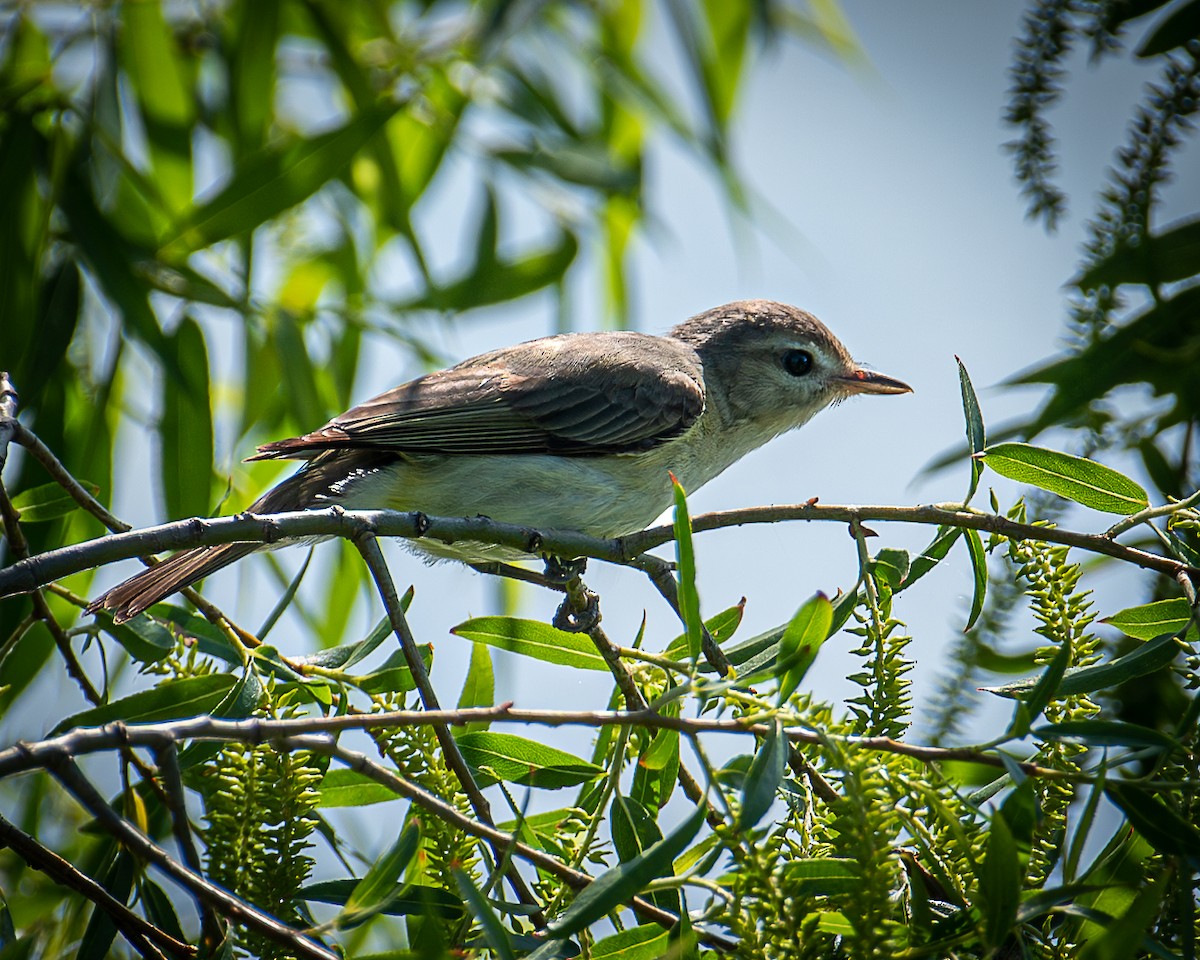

{"left": 542, "top": 554, "right": 587, "bottom": 584}
{"left": 552, "top": 573, "right": 601, "bottom": 633}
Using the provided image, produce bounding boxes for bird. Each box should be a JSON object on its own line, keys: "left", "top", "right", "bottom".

{"left": 90, "top": 300, "right": 911, "bottom": 623}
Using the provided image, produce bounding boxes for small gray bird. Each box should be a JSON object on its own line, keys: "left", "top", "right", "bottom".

{"left": 92, "top": 300, "right": 910, "bottom": 622}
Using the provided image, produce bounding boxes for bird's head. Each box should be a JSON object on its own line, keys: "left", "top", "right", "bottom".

{"left": 670, "top": 300, "right": 912, "bottom": 432}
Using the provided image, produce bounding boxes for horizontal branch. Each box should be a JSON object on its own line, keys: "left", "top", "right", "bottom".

{"left": 0, "top": 705, "right": 1076, "bottom": 784}
{"left": 0, "top": 501, "right": 1191, "bottom": 603}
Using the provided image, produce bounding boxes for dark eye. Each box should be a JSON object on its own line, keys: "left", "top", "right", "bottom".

{"left": 782, "top": 349, "right": 813, "bottom": 377}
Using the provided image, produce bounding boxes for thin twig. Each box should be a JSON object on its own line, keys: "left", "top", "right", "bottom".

{"left": 351, "top": 528, "right": 545, "bottom": 925}
{"left": 154, "top": 740, "right": 225, "bottom": 948}
{"left": 1105, "top": 487, "right": 1200, "bottom": 538}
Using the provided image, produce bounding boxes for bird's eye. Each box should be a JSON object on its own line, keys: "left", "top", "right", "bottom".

{"left": 781, "top": 349, "right": 813, "bottom": 377}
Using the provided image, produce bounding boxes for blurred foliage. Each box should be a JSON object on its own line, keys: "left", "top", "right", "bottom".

{"left": 0, "top": 0, "right": 839, "bottom": 688}
{"left": 1006, "top": 0, "right": 1200, "bottom": 516}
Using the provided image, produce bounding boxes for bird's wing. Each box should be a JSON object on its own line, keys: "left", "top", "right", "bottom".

{"left": 251, "top": 333, "right": 706, "bottom": 459}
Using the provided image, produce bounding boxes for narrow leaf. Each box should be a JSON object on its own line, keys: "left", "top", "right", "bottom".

{"left": 454, "top": 868, "right": 516, "bottom": 960}
{"left": 455, "top": 732, "right": 602, "bottom": 789}
{"left": 957, "top": 356, "right": 986, "bottom": 502}
{"left": 672, "top": 475, "right": 702, "bottom": 659}
{"left": 738, "top": 719, "right": 785, "bottom": 830}
{"left": 1102, "top": 598, "right": 1193, "bottom": 641}
{"left": 317, "top": 769, "right": 401, "bottom": 808}
{"left": 964, "top": 528, "right": 988, "bottom": 632}
{"left": 9, "top": 480, "right": 99, "bottom": 523}
{"left": 547, "top": 799, "right": 706, "bottom": 936}
{"left": 456, "top": 642, "right": 495, "bottom": 735}
{"left": 776, "top": 593, "right": 833, "bottom": 703}
{"left": 52, "top": 674, "right": 236, "bottom": 734}
{"left": 340, "top": 821, "right": 421, "bottom": 927}
{"left": 977, "top": 442, "right": 1149, "bottom": 515}
{"left": 451, "top": 617, "right": 607, "bottom": 671}
{"left": 979, "top": 813, "right": 1020, "bottom": 949}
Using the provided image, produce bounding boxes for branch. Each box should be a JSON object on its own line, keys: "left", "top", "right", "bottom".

{"left": 0, "top": 707, "right": 1084, "bottom": 785}
{"left": 0, "top": 809, "right": 195, "bottom": 959}
{"left": 3, "top": 502, "right": 1193, "bottom": 603}
{"left": 351, "top": 527, "right": 545, "bottom": 924}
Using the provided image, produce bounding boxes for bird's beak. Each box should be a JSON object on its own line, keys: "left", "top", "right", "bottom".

{"left": 836, "top": 367, "right": 913, "bottom": 396}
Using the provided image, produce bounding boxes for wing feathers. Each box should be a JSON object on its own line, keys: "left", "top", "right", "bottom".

{"left": 252, "top": 333, "right": 705, "bottom": 460}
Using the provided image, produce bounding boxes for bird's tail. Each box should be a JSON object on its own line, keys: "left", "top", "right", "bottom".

{"left": 87, "top": 542, "right": 259, "bottom": 623}
{"left": 87, "top": 448, "right": 396, "bottom": 623}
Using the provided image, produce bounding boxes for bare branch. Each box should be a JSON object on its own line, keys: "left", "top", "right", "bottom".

{"left": 2, "top": 502, "right": 1193, "bottom": 604}
{"left": 0, "top": 808, "right": 195, "bottom": 959}
{"left": 352, "top": 527, "right": 546, "bottom": 925}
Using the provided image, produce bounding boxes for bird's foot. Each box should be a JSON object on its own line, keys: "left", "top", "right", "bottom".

{"left": 542, "top": 555, "right": 587, "bottom": 584}
{"left": 553, "top": 588, "right": 601, "bottom": 633}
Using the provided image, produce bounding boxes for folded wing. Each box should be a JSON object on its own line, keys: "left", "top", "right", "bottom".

{"left": 251, "top": 332, "right": 706, "bottom": 459}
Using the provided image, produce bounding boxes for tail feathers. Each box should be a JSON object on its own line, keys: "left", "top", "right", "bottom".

{"left": 87, "top": 543, "right": 258, "bottom": 623}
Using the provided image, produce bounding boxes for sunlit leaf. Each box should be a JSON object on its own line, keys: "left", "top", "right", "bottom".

{"left": 456, "top": 732, "right": 602, "bottom": 789}
{"left": 1102, "top": 598, "right": 1194, "bottom": 640}
{"left": 450, "top": 617, "right": 607, "bottom": 671}
{"left": 52, "top": 674, "right": 236, "bottom": 734}
{"left": 978, "top": 442, "right": 1149, "bottom": 515}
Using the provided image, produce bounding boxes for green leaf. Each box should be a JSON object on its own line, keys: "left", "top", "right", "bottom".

{"left": 1078, "top": 214, "right": 1200, "bottom": 288}
{"left": 981, "top": 633, "right": 1180, "bottom": 700}
{"left": 956, "top": 356, "right": 986, "bottom": 502}
{"left": 455, "top": 732, "right": 602, "bottom": 789}
{"left": 340, "top": 821, "right": 421, "bottom": 928}
{"left": 964, "top": 528, "right": 988, "bottom": 632}
{"left": 611, "top": 795, "right": 663, "bottom": 863}
{"left": 121, "top": 0, "right": 194, "bottom": 212}
{"left": 52, "top": 674, "right": 236, "bottom": 734}
{"left": 454, "top": 868, "right": 516, "bottom": 960}
{"left": 77, "top": 848, "right": 134, "bottom": 960}
{"left": 397, "top": 231, "right": 579, "bottom": 313}
{"left": 977, "top": 442, "right": 1149, "bottom": 515}
{"left": 451, "top": 617, "right": 607, "bottom": 671}
{"left": 300, "top": 879, "right": 462, "bottom": 919}
{"left": 610, "top": 795, "right": 680, "bottom": 917}
{"left": 590, "top": 925, "right": 671, "bottom": 960}
{"left": 317, "top": 769, "right": 401, "bottom": 808}
{"left": 1077, "top": 878, "right": 1165, "bottom": 960}
{"left": 169, "top": 100, "right": 402, "bottom": 250}
{"left": 870, "top": 548, "right": 910, "bottom": 590}
{"left": 1136, "top": 0, "right": 1200, "bottom": 56}
{"left": 1034, "top": 720, "right": 1178, "bottom": 751}
{"left": 9, "top": 480, "right": 99, "bottom": 523}
{"left": 1102, "top": 598, "right": 1194, "bottom": 640}
{"left": 455, "top": 642, "right": 495, "bottom": 735}
{"left": 1009, "top": 632, "right": 1073, "bottom": 735}
{"left": 978, "top": 812, "right": 1020, "bottom": 949}
{"left": 547, "top": 799, "right": 706, "bottom": 937}
{"left": 672, "top": 476, "right": 702, "bottom": 659}
{"left": 91, "top": 609, "right": 175, "bottom": 664}
{"left": 662, "top": 602, "right": 745, "bottom": 659}
{"left": 1105, "top": 783, "right": 1200, "bottom": 858}
{"left": 350, "top": 645, "right": 433, "bottom": 695}
{"left": 738, "top": 719, "right": 785, "bottom": 830}
{"left": 778, "top": 858, "right": 860, "bottom": 896}
{"left": 776, "top": 593, "right": 833, "bottom": 704}
{"left": 160, "top": 317, "right": 214, "bottom": 521}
